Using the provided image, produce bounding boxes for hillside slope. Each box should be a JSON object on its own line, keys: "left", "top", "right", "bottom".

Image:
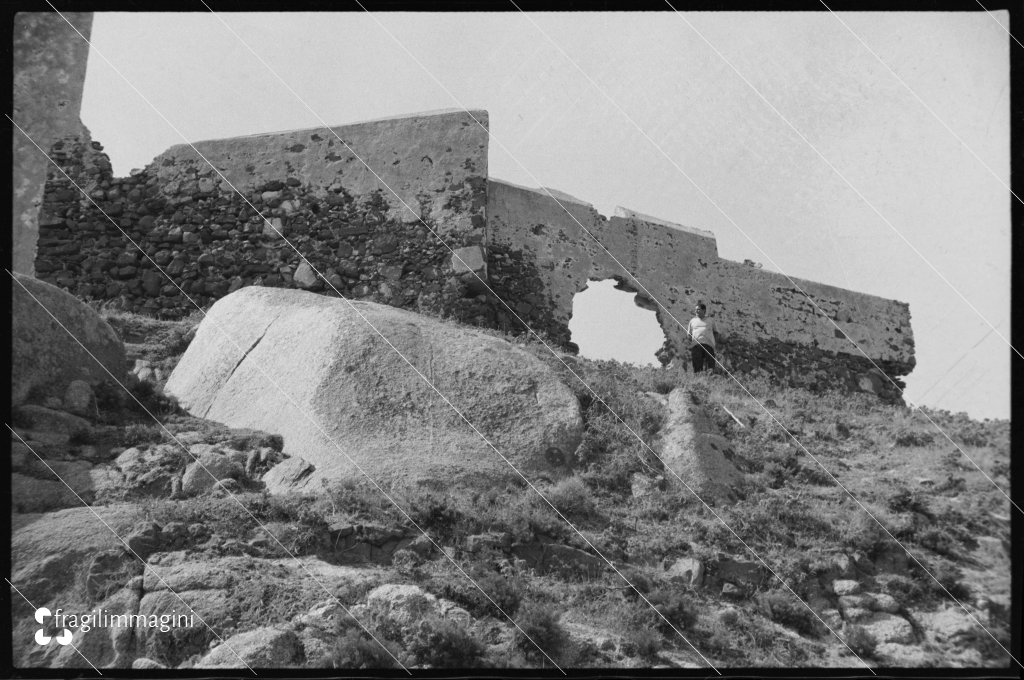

{"left": 9, "top": 310, "right": 1012, "bottom": 670}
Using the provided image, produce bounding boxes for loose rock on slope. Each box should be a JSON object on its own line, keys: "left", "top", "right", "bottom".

{"left": 657, "top": 387, "right": 745, "bottom": 504}
{"left": 165, "top": 287, "right": 583, "bottom": 490}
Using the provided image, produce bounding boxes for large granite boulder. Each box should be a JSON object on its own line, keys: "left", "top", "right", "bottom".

{"left": 165, "top": 287, "right": 583, "bottom": 489}
{"left": 11, "top": 273, "right": 126, "bottom": 406}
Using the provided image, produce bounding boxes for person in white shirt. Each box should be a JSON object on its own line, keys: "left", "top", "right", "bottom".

{"left": 686, "top": 303, "right": 719, "bottom": 373}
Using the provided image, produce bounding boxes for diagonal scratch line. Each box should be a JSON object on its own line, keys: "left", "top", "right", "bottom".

{"left": 820, "top": 2, "right": 1018, "bottom": 205}
{"left": 37, "top": 7, "right": 1007, "bottom": 667}
{"left": 6, "top": 430, "right": 257, "bottom": 674}
{"left": 82, "top": 4, "right": 715, "bottom": 668}
{"left": 11, "top": 105, "right": 544, "bottom": 672}
{"left": 913, "top": 324, "right": 998, "bottom": 403}
{"left": 354, "top": 7, "right": 1013, "bottom": 664}
{"left": 507, "top": 6, "right": 1017, "bottom": 663}
{"left": 666, "top": 3, "right": 1019, "bottom": 363}
{"left": 6, "top": 578, "right": 104, "bottom": 673}
{"left": 502, "top": 5, "right": 1016, "bottom": 512}
{"left": 52, "top": 7, "right": 697, "bottom": 668}
{"left": 204, "top": 7, "right": 881, "bottom": 671}
{"left": 8, "top": 275, "right": 407, "bottom": 672}
{"left": 8, "top": 267, "right": 410, "bottom": 672}
{"left": 660, "top": 3, "right": 1017, "bottom": 513}
{"left": 973, "top": 0, "right": 1024, "bottom": 50}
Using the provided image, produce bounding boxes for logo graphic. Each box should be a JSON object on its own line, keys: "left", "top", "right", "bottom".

{"left": 34, "top": 608, "right": 72, "bottom": 646}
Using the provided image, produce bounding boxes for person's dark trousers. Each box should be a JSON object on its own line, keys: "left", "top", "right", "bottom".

{"left": 690, "top": 343, "right": 716, "bottom": 373}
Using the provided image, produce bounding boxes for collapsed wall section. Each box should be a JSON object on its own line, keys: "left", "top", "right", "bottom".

{"left": 34, "top": 104, "right": 915, "bottom": 399}
{"left": 486, "top": 179, "right": 718, "bottom": 346}
{"left": 487, "top": 179, "right": 915, "bottom": 398}
{"left": 34, "top": 110, "right": 492, "bottom": 322}
{"left": 13, "top": 12, "right": 94, "bottom": 276}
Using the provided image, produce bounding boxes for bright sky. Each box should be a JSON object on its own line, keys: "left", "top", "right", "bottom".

{"left": 80, "top": 12, "right": 1011, "bottom": 420}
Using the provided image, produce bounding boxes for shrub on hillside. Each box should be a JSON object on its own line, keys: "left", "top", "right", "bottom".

{"left": 843, "top": 625, "right": 877, "bottom": 658}
{"left": 406, "top": 490, "right": 470, "bottom": 542}
{"left": 326, "top": 478, "right": 401, "bottom": 526}
{"left": 756, "top": 591, "right": 818, "bottom": 636}
{"left": 646, "top": 586, "right": 699, "bottom": 633}
{"left": 886, "top": 487, "right": 931, "bottom": 516}
{"left": 513, "top": 602, "right": 570, "bottom": 665}
{"left": 617, "top": 587, "right": 698, "bottom": 658}
{"left": 328, "top": 626, "right": 404, "bottom": 668}
{"left": 125, "top": 379, "right": 180, "bottom": 418}
{"left": 121, "top": 422, "right": 167, "bottom": 447}
{"left": 795, "top": 464, "right": 834, "bottom": 486}
{"left": 621, "top": 626, "right": 662, "bottom": 660}
{"left": 427, "top": 569, "right": 522, "bottom": 620}
{"left": 405, "top": 616, "right": 485, "bottom": 667}
{"left": 391, "top": 549, "right": 422, "bottom": 576}
{"left": 924, "top": 561, "right": 971, "bottom": 601}
{"left": 893, "top": 428, "right": 934, "bottom": 447}
{"left": 546, "top": 475, "right": 597, "bottom": 520}
{"left": 841, "top": 511, "right": 895, "bottom": 557}
{"left": 916, "top": 527, "right": 958, "bottom": 558}
{"left": 878, "top": 574, "right": 926, "bottom": 602}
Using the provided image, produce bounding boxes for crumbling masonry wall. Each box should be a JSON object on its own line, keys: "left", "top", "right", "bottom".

{"left": 487, "top": 180, "right": 915, "bottom": 398}
{"left": 13, "top": 12, "right": 93, "bottom": 275}
{"left": 34, "top": 110, "right": 494, "bottom": 323}
{"left": 34, "top": 108, "right": 915, "bottom": 397}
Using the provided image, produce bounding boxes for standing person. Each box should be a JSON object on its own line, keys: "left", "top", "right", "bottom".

{"left": 686, "top": 303, "right": 719, "bottom": 373}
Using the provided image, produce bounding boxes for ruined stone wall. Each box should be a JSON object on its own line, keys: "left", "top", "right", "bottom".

{"left": 487, "top": 179, "right": 915, "bottom": 398}
{"left": 12, "top": 12, "right": 93, "bottom": 275}
{"left": 34, "top": 107, "right": 915, "bottom": 397}
{"left": 486, "top": 179, "right": 720, "bottom": 345}
{"left": 34, "top": 110, "right": 493, "bottom": 322}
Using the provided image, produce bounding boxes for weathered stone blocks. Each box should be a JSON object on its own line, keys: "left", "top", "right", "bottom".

{"left": 35, "top": 110, "right": 491, "bottom": 324}
{"left": 487, "top": 179, "right": 915, "bottom": 397}
{"left": 33, "top": 107, "right": 913, "bottom": 399}
{"left": 13, "top": 12, "right": 94, "bottom": 276}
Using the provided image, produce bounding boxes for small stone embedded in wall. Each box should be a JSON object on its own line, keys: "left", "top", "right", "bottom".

{"left": 293, "top": 261, "right": 318, "bottom": 289}
{"left": 450, "top": 245, "right": 485, "bottom": 274}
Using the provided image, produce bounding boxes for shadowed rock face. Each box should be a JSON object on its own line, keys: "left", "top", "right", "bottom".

{"left": 11, "top": 273, "right": 126, "bottom": 406}
{"left": 165, "top": 286, "right": 583, "bottom": 489}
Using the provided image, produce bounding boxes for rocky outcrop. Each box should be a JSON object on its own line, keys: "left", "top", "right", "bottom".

{"left": 165, "top": 286, "right": 584, "bottom": 488}
{"left": 11, "top": 273, "right": 126, "bottom": 406}
{"left": 11, "top": 505, "right": 139, "bottom": 606}
{"left": 656, "top": 388, "right": 746, "bottom": 504}
{"left": 194, "top": 627, "right": 302, "bottom": 668}
{"left": 10, "top": 410, "right": 286, "bottom": 514}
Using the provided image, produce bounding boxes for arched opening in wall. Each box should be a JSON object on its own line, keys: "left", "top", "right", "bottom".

{"left": 568, "top": 279, "right": 666, "bottom": 366}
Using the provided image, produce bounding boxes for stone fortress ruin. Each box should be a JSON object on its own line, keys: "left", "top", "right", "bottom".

{"left": 16, "top": 13, "right": 914, "bottom": 403}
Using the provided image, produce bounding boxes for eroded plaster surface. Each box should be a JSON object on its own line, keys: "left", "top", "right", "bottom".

{"left": 152, "top": 109, "right": 488, "bottom": 234}
{"left": 487, "top": 179, "right": 914, "bottom": 397}
{"left": 12, "top": 12, "right": 93, "bottom": 275}
{"left": 34, "top": 102, "right": 914, "bottom": 397}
